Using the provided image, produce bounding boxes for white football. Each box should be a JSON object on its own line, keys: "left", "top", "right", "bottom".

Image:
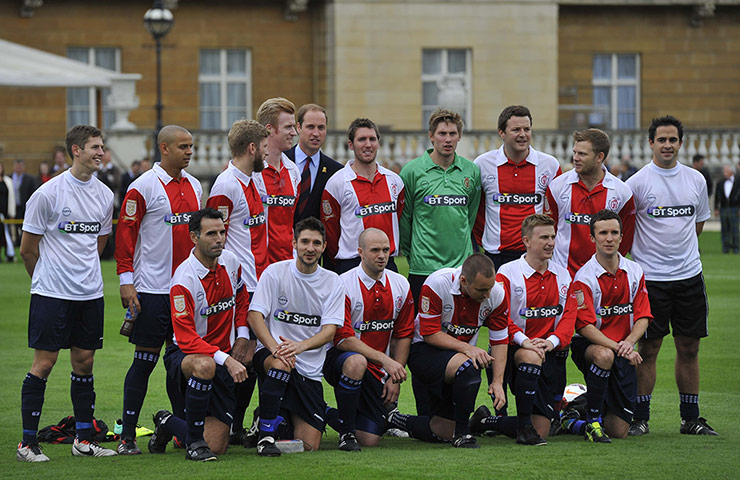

{"left": 562, "top": 383, "right": 587, "bottom": 403}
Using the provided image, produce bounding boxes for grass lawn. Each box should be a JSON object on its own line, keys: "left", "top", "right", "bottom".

{"left": 1, "top": 232, "right": 738, "bottom": 479}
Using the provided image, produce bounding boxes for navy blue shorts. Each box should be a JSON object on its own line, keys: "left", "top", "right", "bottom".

{"left": 163, "top": 344, "right": 236, "bottom": 427}
{"left": 508, "top": 346, "right": 568, "bottom": 420}
{"left": 28, "top": 294, "right": 104, "bottom": 351}
{"left": 645, "top": 273, "right": 708, "bottom": 339}
{"left": 570, "top": 337, "right": 636, "bottom": 424}
{"left": 253, "top": 348, "right": 326, "bottom": 432}
{"left": 323, "top": 347, "right": 387, "bottom": 436}
{"left": 408, "top": 342, "right": 467, "bottom": 420}
{"left": 129, "top": 293, "right": 172, "bottom": 348}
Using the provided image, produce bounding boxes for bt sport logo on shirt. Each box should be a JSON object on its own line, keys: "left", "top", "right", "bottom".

{"left": 57, "top": 221, "right": 101, "bottom": 234}
{"left": 423, "top": 195, "right": 468, "bottom": 207}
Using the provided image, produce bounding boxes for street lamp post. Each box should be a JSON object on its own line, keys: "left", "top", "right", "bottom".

{"left": 143, "top": 0, "right": 174, "bottom": 162}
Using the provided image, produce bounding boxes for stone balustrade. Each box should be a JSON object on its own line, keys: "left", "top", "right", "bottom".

{"left": 109, "top": 129, "right": 740, "bottom": 177}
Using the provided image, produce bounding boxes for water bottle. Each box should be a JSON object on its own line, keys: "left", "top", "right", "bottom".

{"left": 119, "top": 305, "right": 137, "bottom": 337}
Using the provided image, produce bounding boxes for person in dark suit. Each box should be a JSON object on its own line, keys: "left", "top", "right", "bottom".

{"left": 11, "top": 159, "right": 37, "bottom": 246}
{"left": 283, "top": 103, "right": 343, "bottom": 226}
{"left": 714, "top": 164, "right": 740, "bottom": 253}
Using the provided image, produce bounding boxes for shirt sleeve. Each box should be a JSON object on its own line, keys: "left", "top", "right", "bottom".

{"left": 321, "top": 275, "right": 346, "bottom": 326}
{"left": 398, "top": 167, "right": 413, "bottom": 257}
{"left": 333, "top": 295, "right": 356, "bottom": 345}
{"left": 171, "top": 284, "right": 219, "bottom": 358}
{"left": 544, "top": 187, "right": 559, "bottom": 230}
{"left": 484, "top": 286, "right": 510, "bottom": 346}
{"left": 234, "top": 265, "right": 250, "bottom": 331}
{"left": 696, "top": 177, "right": 712, "bottom": 222}
{"left": 496, "top": 273, "right": 521, "bottom": 343}
{"left": 573, "top": 281, "right": 597, "bottom": 332}
{"left": 553, "top": 284, "right": 579, "bottom": 349}
{"left": 472, "top": 191, "right": 486, "bottom": 246}
{"left": 21, "top": 189, "right": 50, "bottom": 235}
{"left": 392, "top": 288, "right": 415, "bottom": 339}
{"left": 632, "top": 274, "right": 653, "bottom": 323}
{"left": 468, "top": 166, "right": 482, "bottom": 231}
{"left": 321, "top": 189, "right": 342, "bottom": 260}
{"left": 618, "top": 195, "right": 636, "bottom": 255}
{"left": 206, "top": 192, "right": 234, "bottom": 236}
{"left": 249, "top": 266, "right": 274, "bottom": 317}
{"left": 100, "top": 190, "right": 114, "bottom": 236}
{"left": 418, "top": 284, "right": 444, "bottom": 337}
{"left": 115, "top": 188, "right": 147, "bottom": 276}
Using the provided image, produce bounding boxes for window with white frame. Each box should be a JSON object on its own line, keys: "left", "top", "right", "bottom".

{"left": 66, "top": 47, "right": 121, "bottom": 129}
{"left": 592, "top": 54, "right": 640, "bottom": 129}
{"left": 421, "top": 49, "right": 471, "bottom": 129}
{"left": 199, "top": 49, "right": 252, "bottom": 130}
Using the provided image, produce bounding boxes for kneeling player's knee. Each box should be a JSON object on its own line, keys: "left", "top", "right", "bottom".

{"left": 455, "top": 359, "right": 481, "bottom": 388}
{"left": 515, "top": 348, "right": 543, "bottom": 366}
{"left": 189, "top": 355, "right": 216, "bottom": 379}
{"left": 342, "top": 353, "right": 367, "bottom": 379}
{"left": 589, "top": 346, "right": 615, "bottom": 369}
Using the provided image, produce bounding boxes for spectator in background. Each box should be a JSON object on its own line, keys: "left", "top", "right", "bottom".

{"left": 714, "top": 164, "right": 740, "bottom": 254}
{"left": 692, "top": 154, "right": 713, "bottom": 198}
{"left": 12, "top": 159, "right": 37, "bottom": 247}
{"left": 97, "top": 148, "right": 122, "bottom": 260}
{"left": 37, "top": 162, "right": 52, "bottom": 185}
{"left": 51, "top": 146, "right": 69, "bottom": 173}
{"left": 119, "top": 159, "right": 143, "bottom": 206}
{"left": 0, "top": 161, "right": 16, "bottom": 262}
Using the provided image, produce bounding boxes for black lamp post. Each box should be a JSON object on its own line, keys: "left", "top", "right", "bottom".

{"left": 143, "top": 0, "right": 174, "bottom": 162}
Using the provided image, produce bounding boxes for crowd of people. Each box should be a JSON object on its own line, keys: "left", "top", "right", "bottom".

{"left": 15, "top": 102, "right": 720, "bottom": 464}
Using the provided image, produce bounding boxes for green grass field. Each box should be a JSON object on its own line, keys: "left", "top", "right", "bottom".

{"left": 1, "top": 233, "right": 739, "bottom": 479}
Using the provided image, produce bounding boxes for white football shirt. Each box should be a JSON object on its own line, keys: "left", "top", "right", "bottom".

{"left": 626, "top": 162, "right": 710, "bottom": 281}
{"left": 23, "top": 170, "right": 114, "bottom": 300}
{"left": 250, "top": 259, "right": 345, "bottom": 380}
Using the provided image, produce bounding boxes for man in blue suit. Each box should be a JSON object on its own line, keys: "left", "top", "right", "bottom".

{"left": 283, "top": 104, "right": 343, "bottom": 226}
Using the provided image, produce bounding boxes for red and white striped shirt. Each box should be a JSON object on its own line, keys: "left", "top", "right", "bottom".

{"left": 474, "top": 146, "right": 562, "bottom": 253}
{"left": 252, "top": 155, "right": 300, "bottom": 264}
{"left": 336, "top": 266, "right": 415, "bottom": 382}
{"left": 544, "top": 168, "right": 635, "bottom": 277}
{"left": 496, "top": 256, "right": 576, "bottom": 349}
{"left": 170, "top": 250, "right": 249, "bottom": 365}
{"left": 414, "top": 267, "right": 509, "bottom": 346}
{"left": 321, "top": 161, "right": 405, "bottom": 260}
{"left": 115, "top": 163, "right": 202, "bottom": 294}
{"left": 206, "top": 161, "right": 267, "bottom": 292}
{"left": 572, "top": 254, "right": 652, "bottom": 343}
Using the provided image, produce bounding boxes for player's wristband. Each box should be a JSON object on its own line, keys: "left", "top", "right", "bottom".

{"left": 119, "top": 271, "right": 134, "bottom": 286}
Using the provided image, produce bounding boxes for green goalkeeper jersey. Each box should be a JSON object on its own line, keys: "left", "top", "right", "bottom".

{"left": 399, "top": 149, "right": 481, "bottom": 275}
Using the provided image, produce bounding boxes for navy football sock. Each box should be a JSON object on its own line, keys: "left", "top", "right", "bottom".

{"left": 389, "top": 413, "right": 438, "bottom": 443}
{"left": 335, "top": 374, "right": 362, "bottom": 434}
{"left": 70, "top": 372, "right": 95, "bottom": 442}
{"left": 585, "top": 363, "right": 610, "bottom": 422}
{"left": 481, "top": 415, "right": 518, "bottom": 438}
{"left": 21, "top": 373, "right": 46, "bottom": 446}
{"left": 259, "top": 368, "right": 290, "bottom": 438}
{"left": 634, "top": 394, "right": 651, "bottom": 421}
{"left": 679, "top": 393, "right": 700, "bottom": 421}
{"left": 122, "top": 351, "right": 158, "bottom": 438}
{"left": 514, "top": 363, "right": 541, "bottom": 428}
{"left": 325, "top": 406, "right": 341, "bottom": 432}
{"left": 185, "top": 376, "right": 212, "bottom": 445}
{"left": 162, "top": 412, "right": 187, "bottom": 441}
{"left": 231, "top": 373, "right": 257, "bottom": 431}
{"left": 166, "top": 371, "right": 185, "bottom": 420}
{"left": 452, "top": 360, "right": 481, "bottom": 436}
{"left": 566, "top": 419, "right": 587, "bottom": 435}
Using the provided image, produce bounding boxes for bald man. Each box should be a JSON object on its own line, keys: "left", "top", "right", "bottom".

{"left": 323, "top": 228, "right": 415, "bottom": 450}
{"left": 115, "top": 125, "right": 203, "bottom": 455}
